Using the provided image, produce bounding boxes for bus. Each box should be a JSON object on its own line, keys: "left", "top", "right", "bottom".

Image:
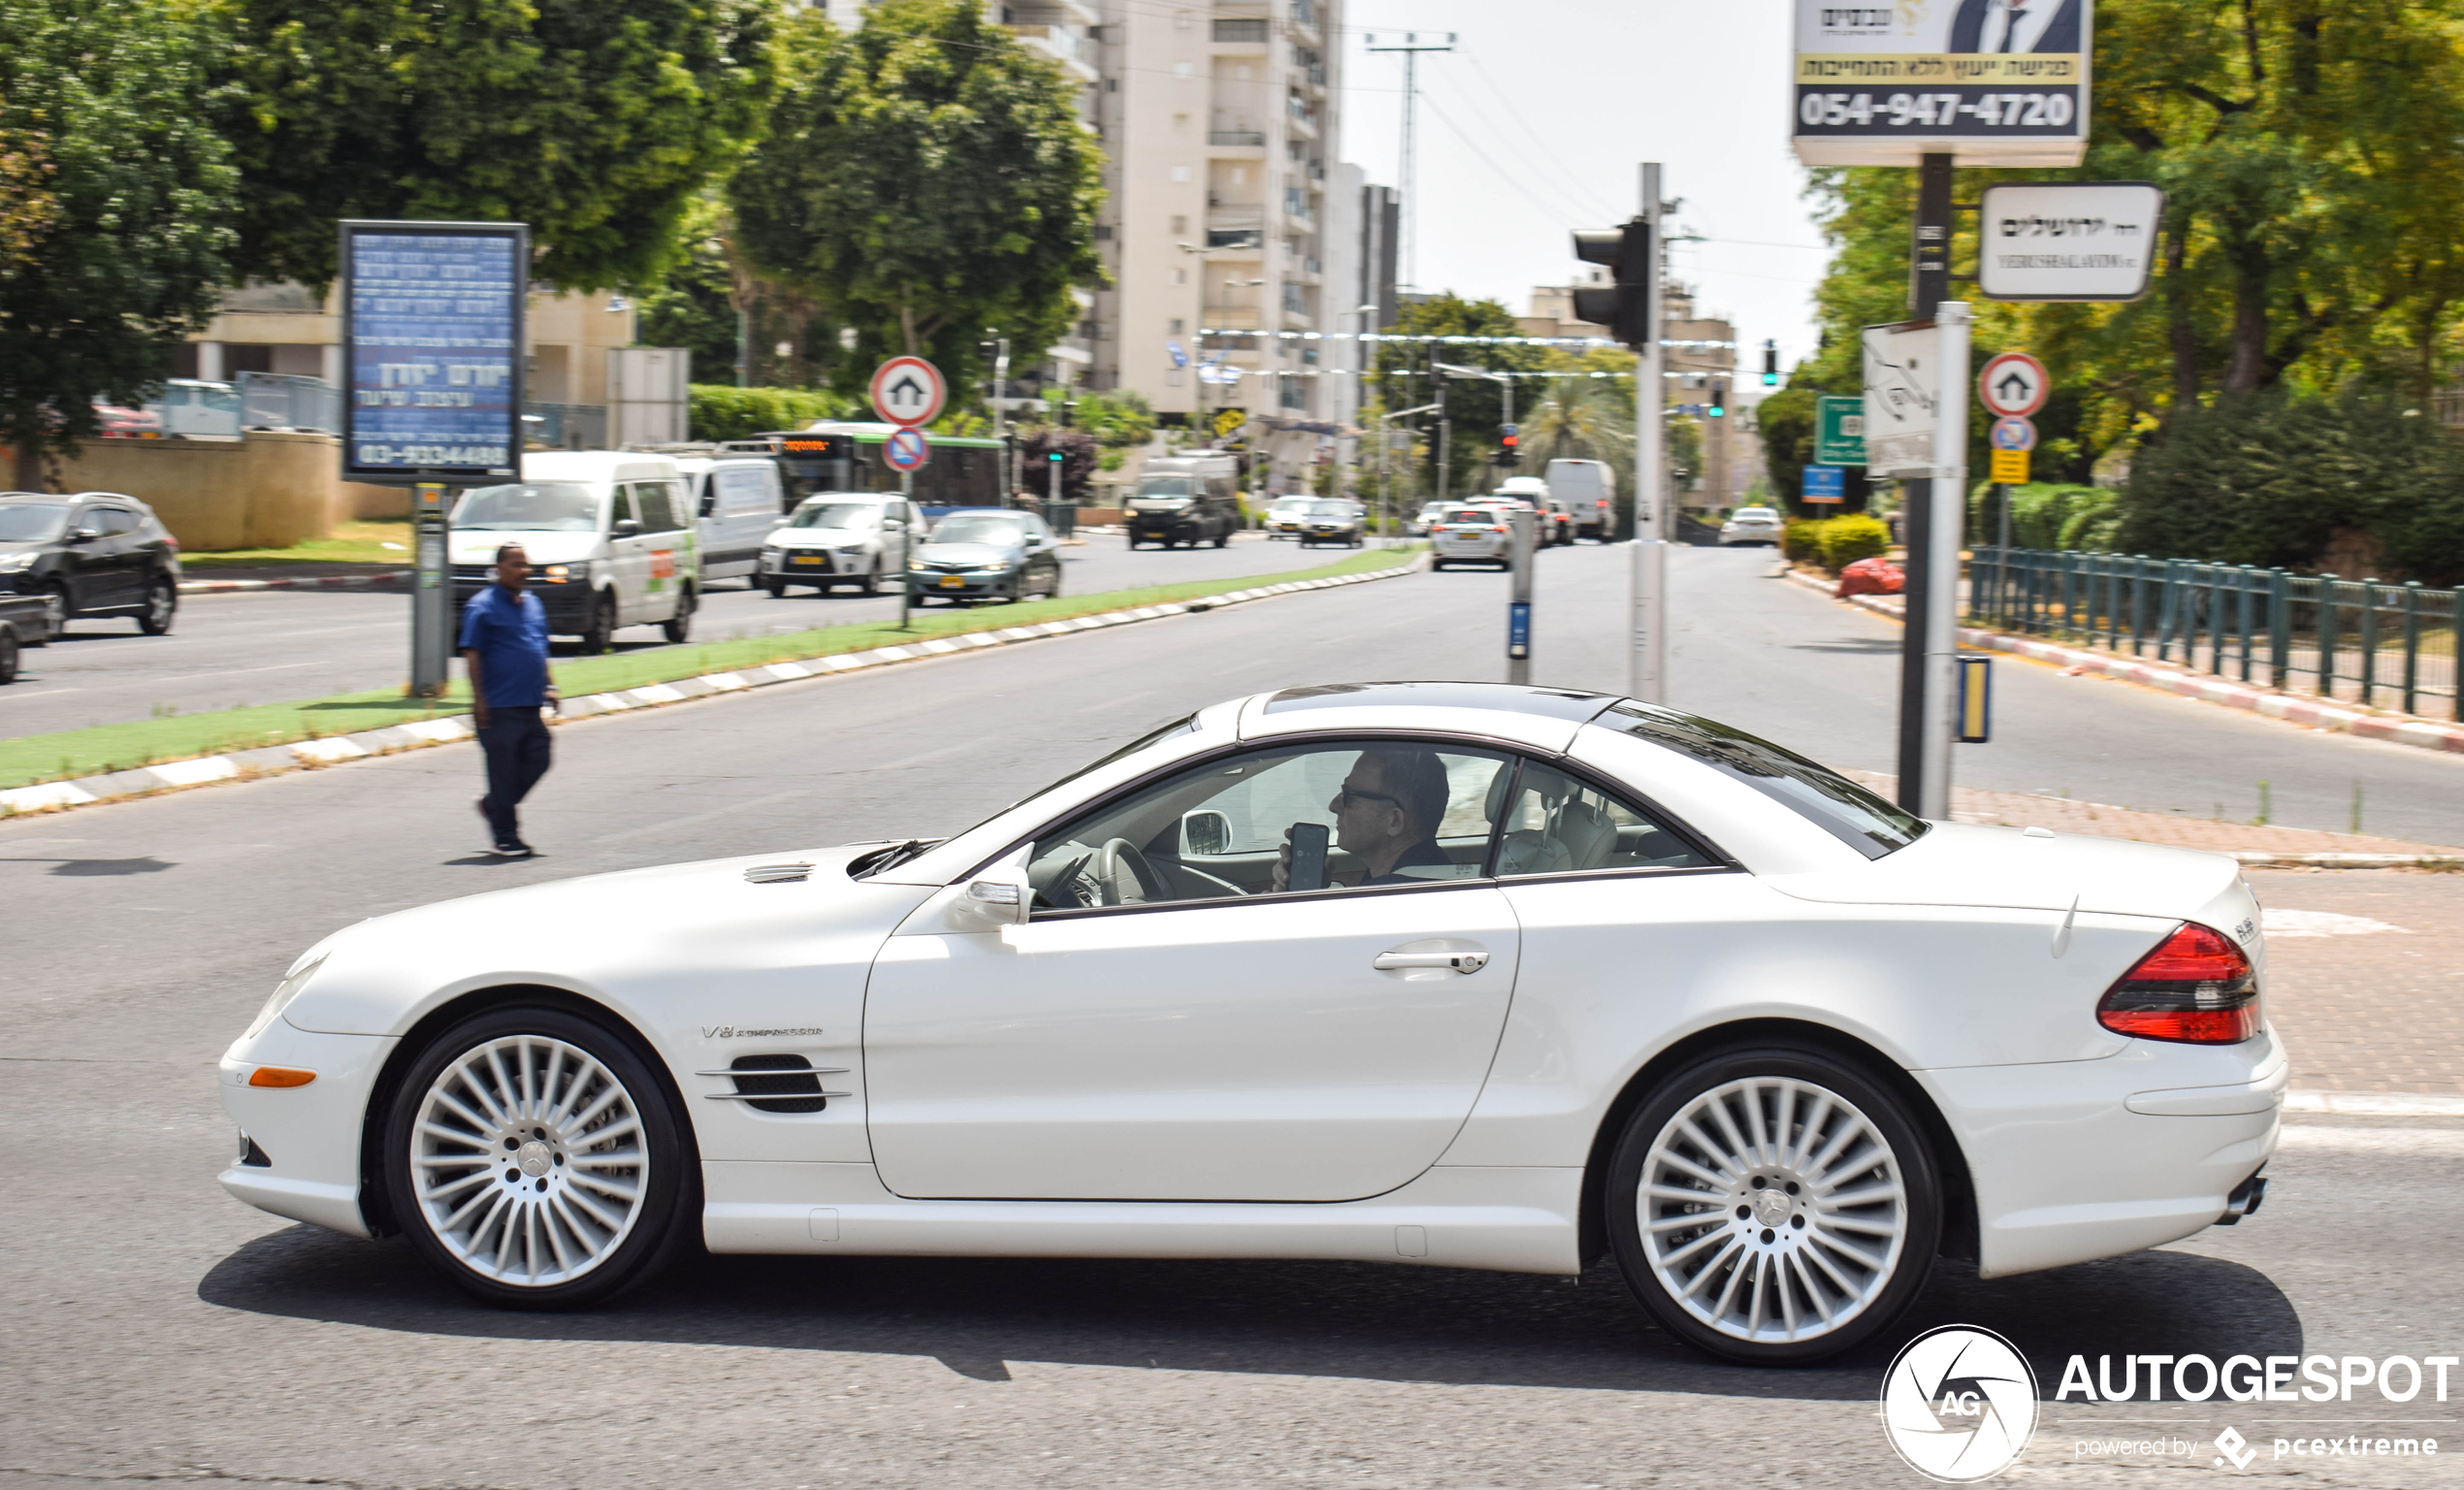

{"left": 734, "top": 423, "right": 1010, "bottom": 515}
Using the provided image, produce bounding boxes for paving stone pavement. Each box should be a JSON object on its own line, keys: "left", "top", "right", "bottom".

{"left": 2241, "top": 867, "right": 2464, "bottom": 1094}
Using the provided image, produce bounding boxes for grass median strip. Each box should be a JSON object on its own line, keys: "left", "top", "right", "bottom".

{"left": 0, "top": 545, "right": 1418, "bottom": 792}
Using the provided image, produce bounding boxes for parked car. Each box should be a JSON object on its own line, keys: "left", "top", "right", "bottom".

{"left": 0, "top": 590, "right": 57, "bottom": 681}
{"left": 1127, "top": 457, "right": 1241, "bottom": 548}
{"left": 1430, "top": 505, "right": 1510, "bottom": 568}
{"left": 906, "top": 507, "right": 1064, "bottom": 604}
{"left": 449, "top": 452, "right": 697, "bottom": 653}
{"left": 675, "top": 454, "right": 788, "bottom": 587}
{"left": 1263, "top": 495, "right": 1316, "bottom": 538}
{"left": 0, "top": 491, "right": 181, "bottom": 635}
{"left": 1546, "top": 459, "right": 1616, "bottom": 541}
{"left": 1406, "top": 501, "right": 1452, "bottom": 537}
{"left": 1294, "top": 499, "right": 1365, "bottom": 547}
{"left": 218, "top": 682, "right": 2281, "bottom": 1368}
{"left": 759, "top": 494, "right": 924, "bottom": 597}
{"left": 1720, "top": 505, "right": 1785, "bottom": 546}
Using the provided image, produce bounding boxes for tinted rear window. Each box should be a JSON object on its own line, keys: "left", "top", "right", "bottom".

{"left": 1601, "top": 701, "right": 1926, "bottom": 858}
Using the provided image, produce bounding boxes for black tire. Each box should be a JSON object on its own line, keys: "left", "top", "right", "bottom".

{"left": 382, "top": 1004, "right": 697, "bottom": 1310}
{"left": 137, "top": 576, "right": 178, "bottom": 634}
{"left": 1605, "top": 1043, "right": 1941, "bottom": 1365}
{"left": 1040, "top": 564, "right": 1061, "bottom": 599}
{"left": 578, "top": 590, "right": 616, "bottom": 654}
{"left": 760, "top": 576, "right": 786, "bottom": 598}
{"left": 859, "top": 563, "right": 881, "bottom": 597}
{"left": 1432, "top": 561, "right": 1448, "bottom": 571}
{"left": 43, "top": 580, "right": 71, "bottom": 630}
{"left": 0, "top": 624, "right": 17, "bottom": 683}
{"left": 661, "top": 584, "right": 695, "bottom": 644}
{"left": 1214, "top": 533, "right": 1229, "bottom": 548}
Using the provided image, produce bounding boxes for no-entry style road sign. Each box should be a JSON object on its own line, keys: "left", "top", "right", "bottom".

{"left": 884, "top": 425, "right": 930, "bottom": 471}
{"left": 870, "top": 357, "right": 947, "bottom": 427}
{"left": 1989, "top": 415, "right": 2037, "bottom": 452}
{"left": 1977, "top": 352, "right": 2050, "bottom": 418}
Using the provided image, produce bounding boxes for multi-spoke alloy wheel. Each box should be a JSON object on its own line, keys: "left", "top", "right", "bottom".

{"left": 1608, "top": 1047, "right": 1940, "bottom": 1364}
{"left": 384, "top": 1007, "right": 693, "bottom": 1308}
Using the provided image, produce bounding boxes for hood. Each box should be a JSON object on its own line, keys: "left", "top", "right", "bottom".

{"left": 916, "top": 540, "right": 1020, "bottom": 567}
{"left": 450, "top": 532, "right": 603, "bottom": 566}
{"left": 1766, "top": 821, "right": 2248, "bottom": 923}
{"left": 278, "top": 844, "right": 938, "bottom": 1037}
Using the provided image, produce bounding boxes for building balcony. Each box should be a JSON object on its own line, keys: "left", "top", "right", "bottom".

{"left": 1211, "top": 17, "right": 1270, "bottom": 43}
{"left": 1005, "top": 25, "right": 1098, "bottom": 81}
{"left": 1208, "top": 130, "right": 1267, "bottom": 149}
{"left": 1281, "top": 306, "right": 1314, "bottom": 331}
{"left": 1204, "top": 307, "right": 1265, "bottom": 330}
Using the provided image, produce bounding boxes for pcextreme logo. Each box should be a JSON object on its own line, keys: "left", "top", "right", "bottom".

{"left": 1880, "top": 1325, "right": 2041, "bottom": 1482}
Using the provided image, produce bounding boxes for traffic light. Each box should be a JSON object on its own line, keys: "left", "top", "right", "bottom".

{"left": 1706, "top": 381, "right": 1727, "bottom": 418}
{"left": 1570, "top": 219, "right": 1653, "bottom": 348}
{"left": 1499, "top": 423, "right": 1519, "bottom": 466}
{"left": 1761, "top": 338, "right": 1780, "bottom": 387}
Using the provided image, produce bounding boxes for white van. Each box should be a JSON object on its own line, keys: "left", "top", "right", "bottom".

{"left": 449, "top": 451, "right": 697, "bottom": 653}
{"left": 675, "top": 455, "right": 787, "bottom": 587}
{"left": 1545, "top": 459, "right": 1616, "bottom": 541}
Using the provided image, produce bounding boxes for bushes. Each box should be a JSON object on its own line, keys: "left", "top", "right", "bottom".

{"left": 1968, "top": 482, "right": 2123, "bottom": 551}
{"left": 687, "top": 384, "right": 859, "bottom": 441}
{"left": 1785, "top": 513, "right": 1891, "bottom": 569}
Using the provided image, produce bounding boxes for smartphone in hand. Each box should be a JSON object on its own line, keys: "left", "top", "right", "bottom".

{"left": 1286, "top": 822, "right": 1329, "bottom": 892}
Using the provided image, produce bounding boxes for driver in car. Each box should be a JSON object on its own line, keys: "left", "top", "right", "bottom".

{"left": 1275, "top": 747, "right": 1454, "bottom": 890}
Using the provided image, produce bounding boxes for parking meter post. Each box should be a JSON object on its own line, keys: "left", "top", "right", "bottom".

{"left": 410, "top": 481, "right": 452, "bottom": 698}
{"left": 897, "top": 470, "right": 913, "bottom": 630}
{"left": 1508, "top": 507, "right": 1536, "bottom": 685}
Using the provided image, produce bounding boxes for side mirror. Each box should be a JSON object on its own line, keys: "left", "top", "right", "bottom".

{"left": 66, "top": 527, "right": 99, "bottom": 543}
{"left": 881, "top": 517, "right": 906, "bottom": 533}
{"left": 612, "top": 518, "right": 641, "bottom": 536}
{"left": 955, "top": 877, "right": 1027, "bottom": 929}
{"left": 1182, "top": 809, "right": 1231, "bottom": 857}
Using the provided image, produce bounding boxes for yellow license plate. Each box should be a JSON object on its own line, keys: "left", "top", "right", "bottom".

{"left": 938, "top": 575, "right": 965, "bottom": 588}
{"left": 790, "top": 556, "right": 822, "bottom": 566}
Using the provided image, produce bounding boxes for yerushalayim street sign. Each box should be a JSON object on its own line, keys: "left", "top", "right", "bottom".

{"left": 1977, "top": 181, "right": 2164, "bottom": 301}
{"left": 1791, "top": 0, "right": 2091, "bottom": 169}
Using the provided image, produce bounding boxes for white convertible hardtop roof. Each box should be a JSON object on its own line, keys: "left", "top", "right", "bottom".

{"left": 1237, "top": 682, "right": 1620, "bottom": 755}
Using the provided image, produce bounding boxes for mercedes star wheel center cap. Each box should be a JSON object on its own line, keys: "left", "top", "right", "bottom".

{"left": 1752, "top": 1188, "right": 1794, "bottom": 1227}
{"left": 517, "top": 1139, "right": 553, "bottom": 1178}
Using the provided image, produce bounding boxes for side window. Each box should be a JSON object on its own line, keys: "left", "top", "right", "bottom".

{"left": 632, "top": 481, "right": 678, "bottom": 534}
{"left": 92, "top": 507, "right": 138, "bottom": 535}
{"left": 608, "top": 485, "right": 635, "bottom": 527}
{"left": 1490, "top": 760, "right": 1717, "bottom": 877}
{"left": 1026, "top": 741, "right": 1515, "bottom": 912}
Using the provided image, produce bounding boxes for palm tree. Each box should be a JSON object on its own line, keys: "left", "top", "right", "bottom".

{"left": 1521, "top": 372, "right": 1634, "bottom": 492}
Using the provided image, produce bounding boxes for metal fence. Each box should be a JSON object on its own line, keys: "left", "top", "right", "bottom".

{"left": 523, "top": 403, "right": 607, "bottom": 450}
{"left": 237, "top": 371, "right": 341, "bottom": 434}
{"left": 1969, "top": 547, "right": 2462, "bottom": 720}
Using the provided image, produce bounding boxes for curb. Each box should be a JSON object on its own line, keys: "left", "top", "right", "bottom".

{"left": 2, "top": 555, "right": 1428, "bottom": 819}
{"left": 2286, "top": 1089, "right": 2464, "bottom": 1118}
{"left": 2232, "top": 852, "right": 2464, "bottom": 869}
{"left": 1776, "top": 566, "right": 2464, "bottom": 759}
{"left": 180, "top": 569, "right": 412, "bottom": 595}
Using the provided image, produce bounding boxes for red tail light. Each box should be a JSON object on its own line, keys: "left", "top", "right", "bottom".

{"left": 2097, "top": 923, "right": 2259, "bottom": 1044}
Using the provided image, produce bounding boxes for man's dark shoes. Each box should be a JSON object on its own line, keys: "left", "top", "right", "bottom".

{"left": 486, "top": 840, "right": 534, "bottom": 858}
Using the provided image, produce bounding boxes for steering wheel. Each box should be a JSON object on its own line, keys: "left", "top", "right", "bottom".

{"left": 1093, "top": 837, "right": 1160, "bottom": 905}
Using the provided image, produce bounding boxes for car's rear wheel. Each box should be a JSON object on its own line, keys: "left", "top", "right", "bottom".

{"left": 137, "top": 577, "right": 178, "bottom": 634}
{"left": 1607, "top": 1045, "right": 1940, "bottom": 1365}
{"left": 383, "top": 1005, "right": 696, "bottom": 1310}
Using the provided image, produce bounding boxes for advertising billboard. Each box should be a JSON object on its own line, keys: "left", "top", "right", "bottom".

{"left": 1792, "top": 1, "right": 2091, "bottom": 168}
{"left": 339, "top": 221, "right": 528, "bottom": 484}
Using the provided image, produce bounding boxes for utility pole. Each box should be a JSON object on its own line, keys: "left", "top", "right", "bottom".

{"left": 1365, "top": 32, "right": 1455, "bottom": 291}
{"left": 1897, "top": 151, "right": 1966, "bottom": 820}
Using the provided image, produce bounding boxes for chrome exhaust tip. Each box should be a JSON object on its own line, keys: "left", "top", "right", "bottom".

{"left": 2218, "top": 1173, "right": 2269, "bottom": 1225}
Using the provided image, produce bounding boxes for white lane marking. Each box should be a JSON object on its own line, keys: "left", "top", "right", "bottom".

{"left": 2278, "top": 1123, "right": 2464, "bottom": 1150}
{"left": 2262, "top": 908, "right": 2409, "bottom": 937}
{"left": 2284, "top": 1090, "right": 2464, "bottom": 1118}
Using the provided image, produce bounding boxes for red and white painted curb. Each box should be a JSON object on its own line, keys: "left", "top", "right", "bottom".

{"left": 180, "top": 569, "right": 413, "bottom": 595}
{"left": 1781, "top": 566, "right": 2464, "bottom": 759}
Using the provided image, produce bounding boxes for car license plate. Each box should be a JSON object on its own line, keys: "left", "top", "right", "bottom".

{"left": 790, "top": 555, "right": 822, "bottom": 567}
{"left": 938, "top": 575, "right": 965, "bottom": 588}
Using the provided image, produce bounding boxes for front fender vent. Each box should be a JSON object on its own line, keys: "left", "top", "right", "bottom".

{"left": 699, "top": 1054, "right": 850, "bottom": 1115}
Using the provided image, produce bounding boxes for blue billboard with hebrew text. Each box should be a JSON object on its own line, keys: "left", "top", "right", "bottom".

{"left": 340, "top": 221, "right": 528, "bottom": 482}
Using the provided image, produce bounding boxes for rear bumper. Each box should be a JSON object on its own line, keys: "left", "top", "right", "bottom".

{"left": 1917, "top": 1025, "right": 2286, "bottom": 1279}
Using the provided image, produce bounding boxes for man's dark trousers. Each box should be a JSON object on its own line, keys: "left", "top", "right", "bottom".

{"left": 478, "top": 707, "right": 553, "bottom": 845}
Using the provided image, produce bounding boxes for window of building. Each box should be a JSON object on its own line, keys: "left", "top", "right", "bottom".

{"left": 1168, "top": 318, "right": 1185, "bottom": 334}
{"left": 1170, "top": 215, "right": 1188, "bottom": 234}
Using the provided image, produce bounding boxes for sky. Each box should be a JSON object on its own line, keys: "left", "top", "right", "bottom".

{"left": 1332, "top": 0, "right": 1832, "bottom": 372}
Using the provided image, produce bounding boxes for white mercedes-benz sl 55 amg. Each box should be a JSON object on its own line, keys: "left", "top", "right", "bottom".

{"left": 217, "top": 682, "right": 2284, "bottom": 1364}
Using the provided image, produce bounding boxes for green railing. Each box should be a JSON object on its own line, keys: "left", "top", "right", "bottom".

{"left": 1968, "top": 547, "right": 2463, "bottom": 720}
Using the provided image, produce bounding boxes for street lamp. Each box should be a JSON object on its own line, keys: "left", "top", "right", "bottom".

{"left": 1378, "top": 401, "right": 1439, "bottom": 547}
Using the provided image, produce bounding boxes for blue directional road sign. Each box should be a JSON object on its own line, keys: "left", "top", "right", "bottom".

{"left": 884, "top": 425, "right": 930, "bottom": 471}
{"left": 1801, "top": 464, "right": 1846, "bottom": 503}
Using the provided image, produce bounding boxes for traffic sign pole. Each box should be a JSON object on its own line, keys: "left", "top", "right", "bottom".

{"left": 897, "top": 470, "right": 913, "bottom": 630}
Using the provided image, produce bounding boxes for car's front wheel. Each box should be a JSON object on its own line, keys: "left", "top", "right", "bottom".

{"left": 382, "top": 1005, "right": 696, "bottom": 1309}
{"left": 578, "top": 591, "right": 615, "bottom": 654}
{"left": 1606, "top": 1044, "right": 1940, "bottom": 1365}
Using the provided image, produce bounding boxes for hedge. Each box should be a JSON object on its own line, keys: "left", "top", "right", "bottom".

{"left": 1783, "top": 513, "right": 1891, "bottom": 570}
{"left": 688, "top": 385, "right": 861, "bottom": 441}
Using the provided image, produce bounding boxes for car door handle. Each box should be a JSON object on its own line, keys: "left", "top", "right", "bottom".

{"left": 1374, "top": 950, "right": 1489, "bottom": 974}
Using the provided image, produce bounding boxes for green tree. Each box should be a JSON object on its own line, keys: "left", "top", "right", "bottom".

{"left": 0, "top": 0, "right": 235, "bottom": 490}
{"left": 0, "top": 113, "right": 54, "bottom": 274}
{"left": 1363, "top": 294, "right": 1546, "bottom": 499}
{"left": 729, "top": 0, "right": 1104, "bottom": 405}
{"left": 1072, "top": 388, "right": 1154, "bottom": 451}
{"left": 211, "top": 0, "right": 782, "bottom": 291}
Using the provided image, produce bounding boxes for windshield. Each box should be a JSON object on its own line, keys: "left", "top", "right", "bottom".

{"left": 1602, "top": 701, "right": 1927, "bottom": 858}
{"left": 1304, "top": 501, "right": 1352, "bottom": 515}
{"left": 1136, "top": 477, "right": 1195, "bottom": 498}
{"left": 453, "top": 482, "right": 600, "bottom": 532}
{"left": 789, "top": 502, "right": 879, "bottom": 531}
{"left": 0, "top": 502, "right": 68, "bottom": 543}
{"left": 932, "top": 514, "right": 1028, "bottom": 545}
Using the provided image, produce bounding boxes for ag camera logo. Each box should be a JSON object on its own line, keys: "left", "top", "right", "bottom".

{"left": 1881, "top": 1325, "right": 2041, "bottom": 1482}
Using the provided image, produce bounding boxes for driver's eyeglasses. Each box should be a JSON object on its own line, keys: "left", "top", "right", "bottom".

{"left": 1332, "top": 787, "right": 1400, "bottom": 812}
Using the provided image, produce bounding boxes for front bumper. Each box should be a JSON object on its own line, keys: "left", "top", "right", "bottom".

{"left": 1918, "top": 1024, "right": 2287, "bottom": 1279}
{"left": 450, "top": 578, "right": 596, "bottom": 631}
{"left": 762, "top": 548, "right": 864, "bottom": 580}
{"left": 907, "top": 569, "right": 1017, "bottom": 600}
{"left": 217, "top": 1020, "right": 398, "bottom": 1238}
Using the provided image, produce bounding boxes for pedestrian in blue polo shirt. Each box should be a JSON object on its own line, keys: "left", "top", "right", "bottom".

{"left": 460, "top": 542, "right": 559, "bottom": 857}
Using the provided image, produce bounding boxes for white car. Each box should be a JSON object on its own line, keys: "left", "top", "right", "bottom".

{"left": 1720, "top": 505, "right": 1785, "bottom": 546}
{"left": 758, "top": 493, "right": 924, "bottom": 596}
{"left": 1430, "top": 505, "right": 1510, "bottom": 568}
{"left": 217, "top": 684, "right": 2282, "bottom": 1364}
{"left": 1263, "top": 497, "right": 1315, "bottom": 538}
{"left": 1405, "top": 501, "right": 1452, "bottom": 537}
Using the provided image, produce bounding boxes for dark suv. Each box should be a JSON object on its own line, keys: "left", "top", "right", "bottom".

{"left": 0, "top": 492, "right": 182, "bottom": 634}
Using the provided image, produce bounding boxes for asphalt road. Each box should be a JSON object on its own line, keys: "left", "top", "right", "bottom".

{"left": 1, "top": 531, "right": 1350, "bottom": 741}
{"left": 4, "top": 551, "right": 2461, "bottom": 1487}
